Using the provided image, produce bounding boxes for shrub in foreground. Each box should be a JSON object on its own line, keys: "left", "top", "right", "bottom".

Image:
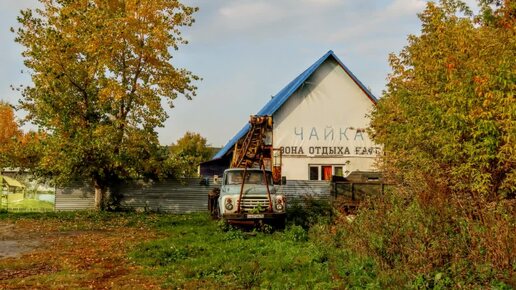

{"left": 333, "top": 193, "right": 515, "bottom": 288}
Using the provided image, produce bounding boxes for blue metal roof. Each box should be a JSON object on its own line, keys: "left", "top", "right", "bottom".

{"left": 212, "top": 50, "right": 377, "bottom": 159}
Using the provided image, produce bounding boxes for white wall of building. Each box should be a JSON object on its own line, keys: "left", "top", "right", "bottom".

{"left": 272, "top": 58, "right": 380, "bottom": 180}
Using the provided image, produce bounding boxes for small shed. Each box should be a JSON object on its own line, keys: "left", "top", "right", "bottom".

{"left": 0, "top": 175, "right": 26, "bottom": 193}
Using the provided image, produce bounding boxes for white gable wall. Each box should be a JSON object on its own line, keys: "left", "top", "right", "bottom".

{"left": 272, "top": 58, "right": 380, "bottom": 180}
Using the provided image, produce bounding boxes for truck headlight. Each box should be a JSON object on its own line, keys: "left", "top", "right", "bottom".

{"left": 225, "top": 198, "right": 234, "bottom": 210}
{"left": 275, "top": 196, "right": 285, "bottom": 211}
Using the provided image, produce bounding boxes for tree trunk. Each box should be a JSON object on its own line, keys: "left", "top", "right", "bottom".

{"left": 94, "top": 180, "right": 106, "bottom": 211}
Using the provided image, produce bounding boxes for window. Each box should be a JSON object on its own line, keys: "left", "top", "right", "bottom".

{"left": 225, "top": 171, "right": 272, "bottom": 185}
{"left": 334, "top": 166, "right": 343, "bottom": 177}
{"left": 309, "top": 166, "right": 319, "bottom": 180}
{"left": 308, "top": 165, "right": 346, "bottom": 180}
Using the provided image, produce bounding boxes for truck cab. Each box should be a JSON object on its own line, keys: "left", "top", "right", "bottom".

{"left": 218, "top": 168, "right": 286, "bottom": 227}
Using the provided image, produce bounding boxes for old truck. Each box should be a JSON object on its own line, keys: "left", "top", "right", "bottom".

{"left": 209, "top": 115, "right": 286, "bottom": 227}
{"left": 217, "top": 167, "right": 286, "bottom": 227}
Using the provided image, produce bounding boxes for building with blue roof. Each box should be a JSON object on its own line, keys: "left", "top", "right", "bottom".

{"left": 201, "top": 50, "right": 381, "bottom": 180}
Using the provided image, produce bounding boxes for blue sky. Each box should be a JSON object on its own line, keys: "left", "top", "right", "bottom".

{"left": 0, "top": 0, "right": 477, "bottom": 147}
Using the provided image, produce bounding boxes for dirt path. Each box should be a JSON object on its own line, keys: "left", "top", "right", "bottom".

{"left": 0, "top": 216, "right": 163, "bottom": 289}
{"left": 0, "top": 223, "right": 41, "bottom": 259}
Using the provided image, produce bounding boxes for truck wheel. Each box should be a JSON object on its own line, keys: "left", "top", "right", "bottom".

{"left": 275, "top": 218, "right": 286, "bottom": 230}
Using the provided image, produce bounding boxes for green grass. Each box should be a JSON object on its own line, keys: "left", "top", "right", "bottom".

{"left": 1, "top": 200, "right": 511, "bottom": 288}
{"left": 130, "top": 214, "right": 337, "bottom": 289}
{"left": 0, "top": 210, "right": 381, "bottom": 288}
{"left": 4, "top": 199, "right": 54, "bottom": 211}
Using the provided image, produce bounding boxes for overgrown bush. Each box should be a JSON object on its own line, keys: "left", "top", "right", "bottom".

{"left": 335, "top": 0, "right": 516, "bottom": 288}
{"left": 286, "top": 195, "right": 333, "bottom": 229}
{"left": 284, "top": 225, "right": 308, "bottom": 242}
{"left": 333, "top": 189, "right": 515, "bottom": 287}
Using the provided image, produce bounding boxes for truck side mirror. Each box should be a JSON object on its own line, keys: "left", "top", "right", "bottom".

{"left": 281, "top": 176, "right": 287, "bottom": 185}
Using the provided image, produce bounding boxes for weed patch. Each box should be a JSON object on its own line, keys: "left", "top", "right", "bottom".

{"left": 131, "top": 213, "right": 336, "bottom": 288}
{"left": 331, "top": 193, "right": 516, "bottom": 288}
{"left": 287, "top": 195, "right": 333, "bottom": 229}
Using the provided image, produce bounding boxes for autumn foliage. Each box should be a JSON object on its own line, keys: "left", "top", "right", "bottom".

{"left": 0, "top": 102, "right": 20, "bottom": 146}
{"left": 0, "top": 102, "right": 19, "bottom": 167}
{"left": 0, "top": 101, "right": 42, "bottom": 169}
{"left": 166, "top": 132, "right": 213, "bottom": 178}
{"left": 370, "top": 0, "right": 515, "bottom": 201}
{"left": 336, "top": 0, "right": 515, "bottom": 287}
{"left": 14, "top": 0, "right": 199, "bottom": 209}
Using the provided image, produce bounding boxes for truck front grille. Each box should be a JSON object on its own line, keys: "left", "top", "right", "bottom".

{"left": 240, "top": 196, "right": 270, "bottom": 212}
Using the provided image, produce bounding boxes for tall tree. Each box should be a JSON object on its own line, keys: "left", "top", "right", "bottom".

{"left": 14, "top": 0, "right": 199, "bottom": 209}
{"left": 370, "top": 0, "right": 515, "bottom": 204}
{"left": 166, "top": 132, "right": 213, "bottom": 178}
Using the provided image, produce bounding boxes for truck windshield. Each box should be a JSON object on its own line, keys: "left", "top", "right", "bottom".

{"left": 226, "top": 171, "right": 272, "bottom": 185}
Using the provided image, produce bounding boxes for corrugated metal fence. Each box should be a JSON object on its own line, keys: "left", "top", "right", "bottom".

{"left": 55, "top": 181, "right": 95, "bottom": 211}
{"left": 119, "top": 179, "right": 214, "bottom": 213}
{"left": 55, "top": 178, "right": 332, "bottom": 213}
{"left": 277, "top": 180, "right": 332, "bottom": 202}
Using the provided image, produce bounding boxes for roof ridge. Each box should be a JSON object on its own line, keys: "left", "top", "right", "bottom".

{"left": 258, "top": 50, "right": 334, "bottom": 115}
{"left": 212, "top": 50, "right": 376, "bottom": 160}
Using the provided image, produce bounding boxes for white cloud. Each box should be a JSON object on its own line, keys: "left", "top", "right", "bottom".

{"left": 0, "top": 0, "right": 40, "bottom": 12}
{"left": 218, "top": 2, "right": 283, "bottom": 30}
{"left": 326, "top": 0, "right": 426, "bottom": 44}
{"left": 192, "top": 0, "right": 354, "bottom": 44}
{"left": 219, "top": 2, "right": 276, "bottom": 18}
{"left": 300, "top": 0, "right": 342, "bottom": 7}
{"left": 384, "top": 0, "right": 426, "bottom": 17}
